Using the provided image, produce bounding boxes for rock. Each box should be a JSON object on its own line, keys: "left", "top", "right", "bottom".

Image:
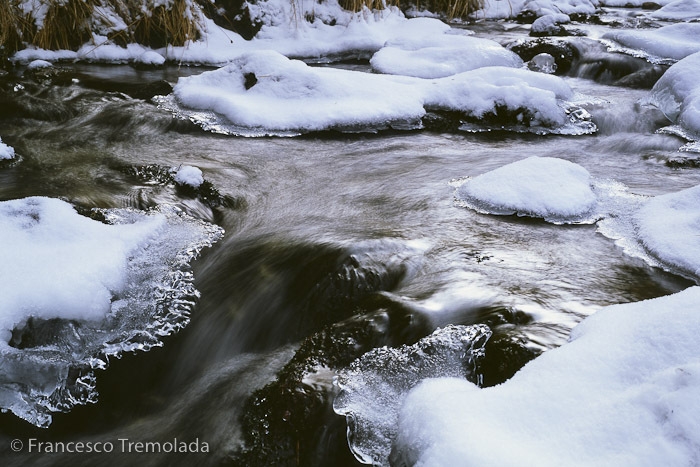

{"left": 509, "top": 38, "right": 578, "bottom": 74}
{"left": 528, "top": 52, "right": 558, "bottom": 73}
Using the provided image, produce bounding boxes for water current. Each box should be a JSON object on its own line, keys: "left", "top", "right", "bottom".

{"left": 1, "top": 13, "right": 699, "bottom": 466}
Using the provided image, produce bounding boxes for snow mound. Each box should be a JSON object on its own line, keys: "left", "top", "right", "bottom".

{"left": 392, "top": 286, "right": 700, "bottom": 466}
{"left": 173, "top": 165, "right": 204, "bottom": 188}
{"left": 477, "top": 0, "right": 598, "bottom": 19}
{"left": 0, "top": 197, "right": 223, "bottom": 427}
{"left": 456, "top": 157, "right": 599, "bottom": 223}
{"left": 370, "top": 34, "right": 523, "bottom": 78}
{"left": 646, "top": 52, "right": 700, "bottom": 144}
{"left": 165, "top": 51, "right": 592, "bottom": 136}
{"left": 650, "top": 0, "right": 700, "bottom": 21}
{"left": 602, "top": 23, "right": 700, "bottom": 64}
{"left": 0, "top": 137, "right": 15, "bottom": 160}
{"left": 634, "top": 185, "right": 700, "bottom": 279}
{"left": 333, "top": 324, "right": 491, "bottom": 466}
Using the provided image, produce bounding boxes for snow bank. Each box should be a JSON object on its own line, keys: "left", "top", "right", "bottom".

{"left": 0, "top": 138, "right": 15, "bottom": 160}
{"left": 168, "top": 50, "right": 587, "bottom": 136}
{"left": 477, "top": 0, "right": 598, "bottom": 19}
{"left": 370, "top": 33, "right": 523, "bottom": 78}
{"left": 392, "top": 286, "right": 700, "bottom": 466}
{"left": 0, "top": 197, "right": 223, "bottom": 426}
{"left": 456, "top": 157, "right": 598, "bottom": 223}
{"left": 647, "top": 51, "right": 700, "bottom": 139}
{"left": 602, "top": 23, "right": 700, "bottom": 63}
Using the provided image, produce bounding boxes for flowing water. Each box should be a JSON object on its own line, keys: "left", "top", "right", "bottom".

{"left": 1, "top": 15, "right": 699, "bottom": 466}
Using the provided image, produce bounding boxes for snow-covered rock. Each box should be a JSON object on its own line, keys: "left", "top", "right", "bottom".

{"left": 603, "top": 23, "right": 700, "bottom": 63}
{"left": 391, "top": 286, "right": 700, "bottom": 467}
{"left": 650, "top": 0, "right": 700, "bottom": 21}
{"left": 370, "top": 33, "right": 523, "bottom": 78}
{"left": 0, "top": 138, "right": 15, "bottom": 160}
{"left": 173, "top": 165, "right": 204, "bottom": 188}
{"left": 168, "top": 50, "right": 585, "bottom": 136}
{"left": 456, "top": 157, "right": 598, "bottom": 223}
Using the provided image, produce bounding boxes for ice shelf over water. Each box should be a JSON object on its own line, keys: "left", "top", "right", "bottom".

{"left": 602, "top": 23, "right": 700, "bottom": 63}
{"left": 390, "top": 286, "right": 700, "bottom": 466}
{"left": 165, "top": 50, "right": 593, "bottom": 136}
{"left": 0, "top": 197, "right": 223, "bottom": 427}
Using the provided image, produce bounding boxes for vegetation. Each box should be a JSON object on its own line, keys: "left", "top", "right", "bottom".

{"left": 0, "top": 0, "right": 484, "bottom": 60}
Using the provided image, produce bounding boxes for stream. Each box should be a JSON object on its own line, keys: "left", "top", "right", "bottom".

{"left": 1, "top": 10, "right": 699, "bottom": 466}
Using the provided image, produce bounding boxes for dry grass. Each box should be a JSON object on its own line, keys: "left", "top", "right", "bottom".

{"left": 32, "top": 0, "right": 96, "bottom": 51}
{"left": 339, "top": 0, "right": 483, "bottom": 19}
{"left": 339, "top": 0, "right": 400, "bottom": 11}
{"left": 132, "top": 0, "right": 201, "bottom": 48}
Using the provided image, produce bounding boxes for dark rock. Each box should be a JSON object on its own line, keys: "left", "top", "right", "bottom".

{"left": 614, "top": 64, "right": 667, "bottom": 89}
{"left": 201, "top": 0, "right": 263, "bottom": 41}
{"left": 641, "top": 1, "right": 662, "bottom": 8}
{"left": 244, "top": 72, "right": 257, "bottom": 90}
{"left": 509, "top": 38, "right": 578, "bottom": 74}
{"left": 516, "top": 9, "right": 539, "bottom": 24}
{"left": 76, "top": 77, "right": 173, "bottom": 100}
{"left": 481, "top": 334, "right": 539, "bottom": 387}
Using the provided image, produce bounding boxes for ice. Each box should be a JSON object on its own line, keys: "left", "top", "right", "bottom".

{"left": 646, "top": 51, "right": 700, "bottom": 141}
{"left": 391, "top": 287, "right": 700, "bottom": 466}
{"left": 173, "top": 165, "right": 204, "bottom": 188}
{"left": 455, "top": 157, "right": 599, "bottom": 223}
{"left": 0, "top": 137, "right": 15, "bottom": 160}
{"left": 166, "top": 51, "right": 589, "bottom": 136}
{"left": 602, "top": 23, "right": 700, "bottom": 63}
{"left": 370, "top": 34, "right": 523, "bottom": 78}
{"left": 528, "top": 53, "right": 558, "bottom": 73}
{"left": 333, "top": 324, "right": 491, "bottom": 466}
{"left": 0, "top": 197, "right": 223, "bottom": 427}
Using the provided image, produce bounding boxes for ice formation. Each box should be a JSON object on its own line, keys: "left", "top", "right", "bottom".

{"left": 0, "top": 197, "right": 223, "bottom": 427}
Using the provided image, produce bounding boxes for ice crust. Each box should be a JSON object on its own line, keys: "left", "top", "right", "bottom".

{"left": 333, "top": 324, "right": 491, "bottom": 466}
{"left": 391, "top": 286, "right": 700, "bottom": 466}
{"left": 0, "top": 197, "right": 223, "bottom": 427}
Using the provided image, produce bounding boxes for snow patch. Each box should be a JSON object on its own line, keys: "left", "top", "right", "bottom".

{"left": 173, "top": 165, "right": 204, "bottom": 188}
{"left": 0, "top": 138, "right": 15, "bottom": 160}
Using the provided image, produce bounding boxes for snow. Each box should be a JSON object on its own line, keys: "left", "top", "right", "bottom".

{"left": 531, "top": 13, "right": 570, "bottom": 35}
{"left": 456, "top": 157, "right": 598, "bottom": 223}
{"left": 650, "top": 0, "right": 700, "bottom": 20}
{"left": 634, "top": 185, "right": 700, "bottom": 279}
{"left": 476, "top": 0, "right": 598, "bottom": 19}
{"left": 173, "top": 165, "right": 204, "bottom": 188}
{"left": 392, "top": 286, "right": 700, "bottom": 466}
{"left": 602, "top": 23, "right": 700, "bottom": 63}
{"left": 370, "top": 33, "right": 524, "bottom": 78}
{"left": 0, "top": 197, "right": 224, "bottom": 426}
{"left": 0, "top": 197, "right": 165, "bottom": 346}
{"left": 168, "top": 51, "right": 581, "bottom": 135}
{"left": 26, "top": 59, "right": 52, "bottom": 70}
{"left": 0, "top": 138, "right": 15, "bottom": 160}
{"left": 647, "top": 51, "right": 700, "bottom": 138}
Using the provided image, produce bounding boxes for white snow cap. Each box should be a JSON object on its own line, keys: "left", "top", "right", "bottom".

{"left": 393, "top": 286, "right": 700, "bottom": 467}
{"left": 0, "top": 137, "right": 15, "bottom": 160}
{"left": 0, "top": 197, "right": 165, "bottom": 346}
{"left": 135, "top": 50, "right": 166, "bottom": 66}
{"left": 26, "top": 59, "right": 53, "bottom": 70}
{"left": 456, "top": 156, "right": 597, "bottom": 222}
{"left": 173, "top": 165, "right": 204, "bottom": 188}
{"left": 370, "top": 33, "right": 524, "bottom": 78}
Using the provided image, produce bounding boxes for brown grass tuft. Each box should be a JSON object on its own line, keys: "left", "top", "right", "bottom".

{"left": 31, "top": 0, "right": 96, "bottom": 51}
{"left": 132, "top": 0, "right": 201, "bottom": 48}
